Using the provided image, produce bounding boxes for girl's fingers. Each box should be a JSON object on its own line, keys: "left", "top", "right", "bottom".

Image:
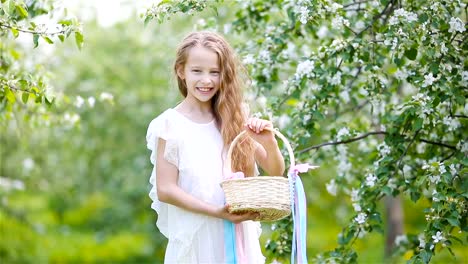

{"left": 246, "top": 118, "right": 273, "bottom": 134}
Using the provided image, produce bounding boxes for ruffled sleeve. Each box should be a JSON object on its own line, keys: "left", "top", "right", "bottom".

{"left": 146, "top": 111, "right": 179, "bottom": 167}
{"left": 146, "top": 110, "right": 180, "bottom": 237}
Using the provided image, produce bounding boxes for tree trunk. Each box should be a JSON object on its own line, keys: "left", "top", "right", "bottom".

{"left": 384, "top": 196, "right": 404, "bottom": 258}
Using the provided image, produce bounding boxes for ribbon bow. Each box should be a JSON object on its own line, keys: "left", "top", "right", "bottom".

{"left": 289, "top": 163, "right": 319, "bottom": 264}
{"left": 224, "top": 171, "right": 247, "bottom": 263}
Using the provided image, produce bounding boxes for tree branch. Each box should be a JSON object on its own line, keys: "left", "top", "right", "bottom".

{"left": 419, "top": 139, "right": 457, "bottom": 150}
{"left": 297, "top": 131, "right": 458, "bottom": 155}
{"left": 356, "top": 0, "right": 396, "bottom": 36}
{"left": 297, "top": 131, "right": 387, "bottom": 154}
{"left": 0, "top": 23, "right": 66, "bottom": 36}
{"left": 343, "top": 0, "right": 371, "bottom": 8}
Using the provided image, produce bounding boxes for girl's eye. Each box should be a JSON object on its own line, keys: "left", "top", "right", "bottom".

{"left": 192, "top": 69, "right": 201, "bottom": 73}
{"left": 211, "top": 71, "right": 220, "bottom": 75}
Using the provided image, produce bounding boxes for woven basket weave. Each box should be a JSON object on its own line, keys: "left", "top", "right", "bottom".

{"left": 220, "top": 128, "right": 295, "bottom": 222}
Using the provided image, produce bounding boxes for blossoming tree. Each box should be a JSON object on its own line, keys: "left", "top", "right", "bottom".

{"left": 144, "top": 0, "right": 467, "bottom": 263}
{"left": 0, "top": 0, "right": 85, "bottom": 123}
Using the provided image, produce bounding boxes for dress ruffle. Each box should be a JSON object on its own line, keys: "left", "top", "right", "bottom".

{"left": 146, "top": 110, "right": 207, "bottom": 258}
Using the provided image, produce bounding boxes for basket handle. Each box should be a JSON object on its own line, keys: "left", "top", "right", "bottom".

{"left": 226, "top": 127, "right": 296, "bottom": 176}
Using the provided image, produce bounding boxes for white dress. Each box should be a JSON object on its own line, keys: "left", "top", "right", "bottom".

{"left": 146, "top": 108, "right": 265, "bottom": 264}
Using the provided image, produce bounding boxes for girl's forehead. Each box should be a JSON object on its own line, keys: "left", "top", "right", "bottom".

{"left": 186, "top": 46, "right": 219, "bottom": 67}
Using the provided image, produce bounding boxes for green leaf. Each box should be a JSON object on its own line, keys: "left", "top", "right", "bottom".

{"left": 5, "top": 87, "right": 16, "bottom": 103}
{"left": 33, "top": 34, "right": 39, "bottom": 48}
{"left": 404, "top": 47, "right": 418, "bottom": 60}
{"left": 447, "top": 217, "right": 460, "bottom": 227}
{"left": 58, "top": 34, "right": 65, "bottom": 42}
{"left": 42, "top": 36, "right": 54, "bottom": 44}
{"left": 59, "top": 20, "right": 72, "bottom": 26}
{"left": 413, "top": 118, "right": 423, "bottom": 131}
{"left": 420, "top": 250, "right": 432, "bottom": 263}
{"left": 144, "top": 16, "right": 152, "bottom": 26}
{"left": 10, "top": 27, "right": 19, "bottom": 38}
{"left": 410, "top": 191, "right": 420, "bottom": 202}
{"left": 75, "top": 31, "right": 84, "bottom": 50}
{"left": 22, "top": 92, "right": 29, "bottom": 104}
{"left": 15, "top": 4, "right": 28, "bottom": 18}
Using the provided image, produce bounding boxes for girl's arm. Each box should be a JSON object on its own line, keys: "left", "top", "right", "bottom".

{"left": 156, "top": 138, "right": 258, "bottom": 223}
{"left": 246, "top": 118, "right": 286, "bottom": 176}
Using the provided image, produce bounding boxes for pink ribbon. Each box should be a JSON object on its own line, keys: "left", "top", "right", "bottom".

{"left": 291, "top": 163, "right": 319, "bottom": 174}
{"left": 227, "top": 171, "right": 245, "bottom": 180}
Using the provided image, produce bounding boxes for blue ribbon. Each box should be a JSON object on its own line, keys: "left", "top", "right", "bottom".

{"left": 224, "top": 219, "right": 237, "bottom": 264}
{"left": 290, "top": 171, "right": 308, "bottom": 263}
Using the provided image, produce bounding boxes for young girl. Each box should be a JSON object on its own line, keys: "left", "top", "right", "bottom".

{"left": 146, "top": 31, "right": 285, "bottom": 263}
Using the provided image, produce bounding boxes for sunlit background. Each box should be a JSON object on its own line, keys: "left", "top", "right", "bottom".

{"left": 1, "top": 1, "right": 466, "bottom": 263}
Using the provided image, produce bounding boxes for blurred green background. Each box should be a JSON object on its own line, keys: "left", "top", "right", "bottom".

{"left": 1, "top": 2, "right": 466, "bottom": 264}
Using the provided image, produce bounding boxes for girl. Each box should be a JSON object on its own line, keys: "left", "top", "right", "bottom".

{"left": 146, "top": 31, "right": 285, "bottom": 263}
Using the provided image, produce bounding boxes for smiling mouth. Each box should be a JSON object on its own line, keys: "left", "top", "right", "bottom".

{"left": 197, "top": 87, "right": 213, "bottom": 92}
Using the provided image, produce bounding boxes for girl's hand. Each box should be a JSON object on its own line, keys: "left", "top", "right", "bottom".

{"left": 217, "top": 204, "right": 259, "bottom": 223}
{"left": 244, "top": 117, "right": 275, "bottom": 146}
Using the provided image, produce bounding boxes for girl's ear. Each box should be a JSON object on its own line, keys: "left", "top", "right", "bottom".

{"left": 176, "top": 66, "right": 185, "bottom": 80}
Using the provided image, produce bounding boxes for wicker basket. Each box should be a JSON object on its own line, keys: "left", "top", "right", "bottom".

{"left": 220, "top": 128, "right": 295, "bottom": 222}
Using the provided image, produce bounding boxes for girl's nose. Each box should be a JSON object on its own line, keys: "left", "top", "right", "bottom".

{"left": 201, "top": 76, "right": 212, "bottom": 85}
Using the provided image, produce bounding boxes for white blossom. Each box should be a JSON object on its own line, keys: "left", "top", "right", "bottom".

{"left": 395, "top": 235, "right": 408, "bottom": 246}
{"left": 355, "top": 21, "right": 365, "bottom": 31}
{"left": 23, "top": 158, "right": 35, "bottom": 171}
{"left": 355, "top": 213, "right": 367, "bottom": 224}
{"left": 243, "top": 54, "right": 255, "bottom": 65}
{"left": 257, "top": 96, "right": 267, "bottom": 109}
{"left": 394, "top": 69, "right": 408, "bottom": 81}
{"left": 329, "top": 72, "right": 342, "bottom": 85}
{"left": 325, "top": 2, "right": 343, "bottom": 12}
{"left": 340, "top": 89, "right": 350, "bottom": 103}
{"left": 403, "top": 164, "right": 412, "bottom": 175}
{"left": 418, "top": 234, "right": 426, "bottom": 248}
{"left": 63, "top": 112, "right": 80, "bottom": 126}
{"left": 277, "top": 114, "right": 291, "bottom": 129}
{"left": 365, "top": 173, "right": 377, "bottom": 187}
{"left": 377, "top": 142, "right": 391, "bottom": 156}
{"left": 316, "top": 26, "right": 328, "bottom": 39}
{"left": 438, "top": 162, "right": 446, "bottom": 174}
{"left": 352, "top": 203, "right": 362, "bottom": 212}
{"left": 461, "top": 71, "right": 468, "bottom": 87}
{"left": 302, "top": 114, "right": 311, "bottom": 125}
{"left": 432, "top": 190, "right": 440, "bottom": 202}
{"left": 448, "top": 17, "right": 466, "bottom": 33}
{"left": 100, "top": 92, "right": 114, "bottom": 101}
{"left": 336, "top": 127, "right": 350, "bottom": 141}
{"left": 351, "top": 188, "right": 359, "bottom": 202}
{"left": 442, "top": 116, "right": 461, "bottom": 131}
{"left": 440, "top": 42, "right": 448, "bottom": 54}
{"left": 330, "top": 39, "right": 347, "bottom": 51}
{"left": 326, "top": 179, "right": 338, "bottom": 196}
{"left": 258, "top": 50, "right": 271, "bottom": 64}
{"left": 0, "top": 177, "right": 25, "bottom": 191}
{"left": 75, "top": 95, "right": 85, "bottom": 108}
{"left": 298, "top": 6, "right": 309, "bottom": 24}
{"left": 432, "top": 231, "right": 445, "bottom": 243}
{"left": 295, "top": 60, "right": 315, "bottom": 79}
{"left": 449, "top": 164, "right": 458, "bottom": 176}
{"left": 87, "top": 96, "right": 96, "bottom": 108}
{"left": 428, "top": 175, "right": 441, "bottom": 184}
{"left": 331, "top": 16, "right": 350, "bottom": 29}
{"left": 389, "top": 8, "right": 418, "bottom": 26}
{"left": 422, "top": 73, "right": 437, "bottom": 87}
{"left": 457, "top": 141, "right": 468, "bottom": 154}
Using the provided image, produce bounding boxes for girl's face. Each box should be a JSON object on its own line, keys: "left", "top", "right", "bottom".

{"left": 178, "top": 45, "right": 221, "bottom": 104}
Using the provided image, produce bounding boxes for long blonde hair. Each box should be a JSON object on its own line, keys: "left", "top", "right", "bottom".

{"left": 174, "top": 31, "right": 256, "bottom": 176}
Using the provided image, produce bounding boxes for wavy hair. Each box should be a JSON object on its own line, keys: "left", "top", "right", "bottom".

{"left": 174, "top": 31, "right": 256, "bottom": 176}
